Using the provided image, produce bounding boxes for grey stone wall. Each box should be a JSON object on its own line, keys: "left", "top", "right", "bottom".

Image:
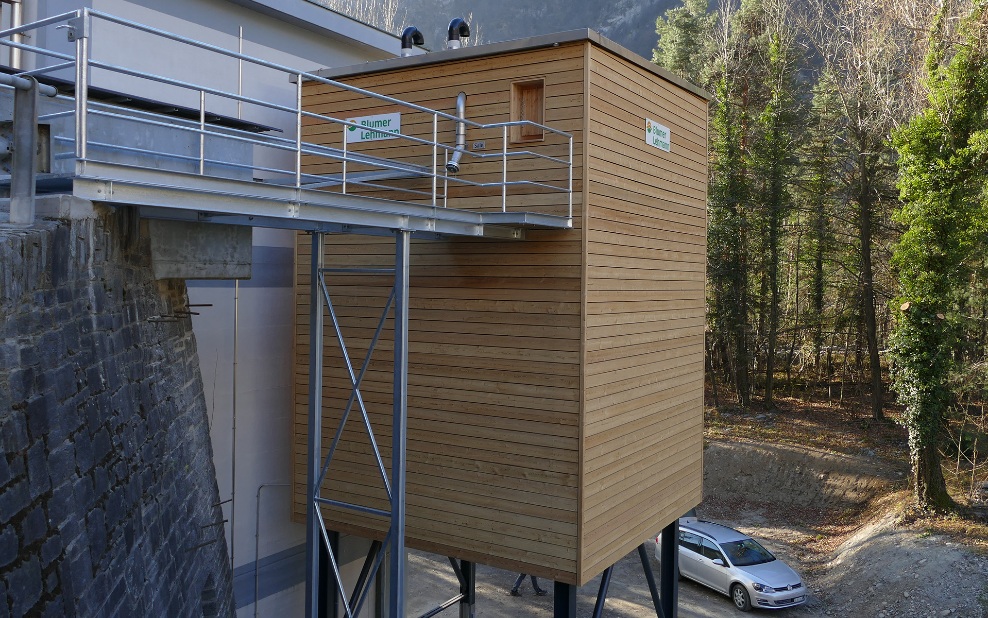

{"left": 0, "top": 208, "right": 233, "bottom": 617}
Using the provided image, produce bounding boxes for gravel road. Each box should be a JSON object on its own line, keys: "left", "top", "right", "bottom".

{"left": 408, "top": 548, "right": 827, "bottom": 617}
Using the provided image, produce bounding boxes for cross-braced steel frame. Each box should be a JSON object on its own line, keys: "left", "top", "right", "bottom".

{"left": 303, "top": 229, "right": 683, "bottom": 618}
{"left": 306, "top": 230, "right": 412, "bottom": 618}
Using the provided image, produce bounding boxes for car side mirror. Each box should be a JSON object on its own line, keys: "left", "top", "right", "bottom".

{"left": 712, "top": 559, "right": 725, "bottom": 567}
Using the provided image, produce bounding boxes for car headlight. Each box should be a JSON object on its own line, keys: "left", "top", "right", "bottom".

{"left": 752, "top": 583, "right": 774, "bottom": 593}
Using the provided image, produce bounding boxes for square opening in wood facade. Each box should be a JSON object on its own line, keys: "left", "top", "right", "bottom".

{"left": 510, "top": 79, "right": 545, "bottom": 143}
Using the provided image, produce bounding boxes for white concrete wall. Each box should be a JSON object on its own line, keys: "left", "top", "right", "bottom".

{"left": 19, "top": 1, "right": 398, "bottom": 615}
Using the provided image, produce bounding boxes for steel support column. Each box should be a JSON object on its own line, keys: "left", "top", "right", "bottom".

{"left": 592, "top": 567, "right": 613, "bottom": 618}
{"left": 350, "top": 540, "right": 383, "bottom": 612}
{"left": 554, "top": 582, "right": 576, "bottom": 618}
{"left": 638, "top": 544, "right": 662, "bottom": 618}
{"left": 323, "top": 532, "right": 339, "bottom": 618}
{"left": 458, "top": 560, "right": 475, "bottom": 618}
{"left": 659, "top": 520, "right": 680, "bottom": 618}
{"left": 73, "top": 11, "right": 89, "bottom": 161}
{"left": 390, "top": 229, "right": 411, "bottom": 616}
{"left": 8, "top": 75, "right": 38, "bottom": 225}
{"left": 306, "top": 232, "right": 326, "bottom": 618}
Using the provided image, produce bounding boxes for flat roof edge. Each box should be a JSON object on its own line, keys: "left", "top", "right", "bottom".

{"left": 307, "top": 29, "right": 711, "bottom": 102}
{"left": 226, "top": 0, "right": 401, "bottom": 56}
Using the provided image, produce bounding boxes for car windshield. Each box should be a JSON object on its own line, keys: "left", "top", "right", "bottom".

{"left": 719, "top": 538, "right": 776, "bottom": 566}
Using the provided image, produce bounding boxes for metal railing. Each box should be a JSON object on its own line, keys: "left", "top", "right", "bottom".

{"left": 0, "top": 9, "right": 573, "bottom": 221}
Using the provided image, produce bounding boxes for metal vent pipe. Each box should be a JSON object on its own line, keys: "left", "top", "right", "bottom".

{"left": 400, "top": 26, "right": 423, "bottom": 57}
{"left": 446, "top": 92, "right": 466, "bottom": 174}
{"left": 446, "top": 17, "right": 469, "bottom": 50}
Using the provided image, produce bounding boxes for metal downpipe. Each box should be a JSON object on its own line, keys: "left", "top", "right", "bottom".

{"left": 9, "top": 0, "right": 22, "bottom": 69}
{"left": 445, "top": 92, "right": 466, "bottom": 174}
{"left": 254, "top": 483, "right": 289, "bottom": 617}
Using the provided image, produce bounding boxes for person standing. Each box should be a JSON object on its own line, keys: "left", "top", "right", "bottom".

{"left": 510, "top": 573, "right": 547, "bottom": 596}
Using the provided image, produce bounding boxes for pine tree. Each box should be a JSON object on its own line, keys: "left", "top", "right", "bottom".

{"left": 653, "top": 0, "right": 715, "bottom": 84}
{"left": 708, "top": 75, "right": 754, "bottom": 407}
{"left": 797, "top": 75, "right": 842, "bottom": 381}
{"left": 750, "top": 23, "right": 804, "bottom": 407}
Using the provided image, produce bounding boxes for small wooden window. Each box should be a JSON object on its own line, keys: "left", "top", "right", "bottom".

{"left": 510, "top": 79, "right": 544, "bottom": 143}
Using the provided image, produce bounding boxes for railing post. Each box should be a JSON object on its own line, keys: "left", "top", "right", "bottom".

{"left": 296, "top": 73, "right": 303, "bottom": 188}
{"left": 72, "top": 11, "right": 90, "bottom": 161}
{"left": 341, "top": 120, "right": 347, "bottom": 195}
{"left": 442, "top": 149, "right": 448, "bottom": 209}
{"left": 198, "top": 90, "right": 206, "bottom": 174}
{"left": 9, "top": 76, "right": 38, "bottom": 225}
{"left": 501, "top": 125, "right": 508, "bottom": 212}
{"left": 568, "top": 135, "right": 573, "bottom": 220}
{"left": 431, "top": 114, "right": 437, "bottom": 207}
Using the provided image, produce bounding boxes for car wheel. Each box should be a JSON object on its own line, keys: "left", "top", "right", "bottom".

{"left": 731, "top": 584, "right": 751, "bottom": 612}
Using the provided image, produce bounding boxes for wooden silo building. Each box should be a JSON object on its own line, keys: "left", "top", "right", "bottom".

{"left": 292, "top": 29, "right": 709, "bottom": 589}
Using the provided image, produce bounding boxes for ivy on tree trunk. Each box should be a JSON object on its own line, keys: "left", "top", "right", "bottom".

{"left": 891, "top": 4, "right": 988, "bottom": 511}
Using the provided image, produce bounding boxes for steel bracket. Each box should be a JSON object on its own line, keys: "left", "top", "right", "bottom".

{"left": 61, "top": 14, "right": 89, "bottom": 42}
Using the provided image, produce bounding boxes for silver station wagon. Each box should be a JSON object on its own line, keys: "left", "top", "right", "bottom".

{"left": 655, "top": 519, "right": 806, "bottom": 612}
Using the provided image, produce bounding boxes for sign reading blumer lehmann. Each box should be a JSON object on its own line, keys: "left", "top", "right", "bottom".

{"left": 645, "top": 118, "right": 671, "bottom": 152}
{"left": 345, "top": 112, "right": 401, "bottom": 143}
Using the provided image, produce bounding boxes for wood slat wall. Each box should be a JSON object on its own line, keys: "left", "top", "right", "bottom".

{"left": 579, "top": 45, "right": 707, "bottom": 583}
{"left": 292, "top": 38, "right": 708, "bottom": 587}
{"left": 294, "top": 42, "right": 590, "bottom": 583}
{"left": 300, "top": 47, "right": 584, "bottom": 216}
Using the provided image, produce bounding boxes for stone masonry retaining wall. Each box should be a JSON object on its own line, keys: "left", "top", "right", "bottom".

{"left": 0, "top": 207, "right": 233, "bottom": 616}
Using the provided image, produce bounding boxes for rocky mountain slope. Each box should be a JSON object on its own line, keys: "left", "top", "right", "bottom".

{"left": 399, "top": 0, "right": 677, "bottom": 60}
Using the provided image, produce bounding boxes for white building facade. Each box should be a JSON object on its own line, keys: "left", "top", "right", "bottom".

{"left": 5, "top": 1, "right": 403, "bottom": 614}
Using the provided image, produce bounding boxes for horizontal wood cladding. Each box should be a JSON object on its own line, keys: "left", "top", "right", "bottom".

{"left": 579, "top": 44, "right": 707, "bottom": 584}
{"left": 292, "top": 39, "right": 708, "bottom": 586}
{"left": 300, "top": 43, "right": 585, "bottom": 218}
{"left": 293, "top": 220, "right": 586, "bottom": 581}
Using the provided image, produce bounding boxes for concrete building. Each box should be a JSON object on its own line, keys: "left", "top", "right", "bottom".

{"left": 3, "top": 1, "right": 403, "bottom": 614}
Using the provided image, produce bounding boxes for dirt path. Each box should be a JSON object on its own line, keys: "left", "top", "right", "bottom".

{"left": 701, "top": 440, "right": 988, "bottom": 618}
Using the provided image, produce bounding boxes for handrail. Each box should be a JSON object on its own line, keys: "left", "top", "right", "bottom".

{"left": 0, "top": 8, "right": 574, "bottom": 222}
{"left": 0, "top": 72, "right": 56, "bottom": 96}
{"left": 0, "top": 10, "right": 78, "bottom": 38}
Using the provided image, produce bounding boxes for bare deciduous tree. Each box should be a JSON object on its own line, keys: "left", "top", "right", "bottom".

{"left": 309, "top": 0, "right": 408, "bottom": 35}
{"left": 795, "top": 0, "right": 941, "bottom": 420}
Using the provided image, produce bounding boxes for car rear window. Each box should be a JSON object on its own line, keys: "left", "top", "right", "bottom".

{"left": 679, "top": 531, "right": 702, "bottom": 554}
{"left": 719, "top": 538, "right": 776, "bottom": 566}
